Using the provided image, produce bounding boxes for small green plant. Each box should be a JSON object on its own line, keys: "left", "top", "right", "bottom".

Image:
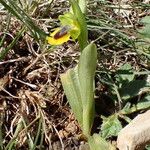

{"left": 138, "top": 16, "right": 150, "bottom": 39}
{"left": 97, "top": 63, "right": 150, "bottom": 139}
{"left": 59, "top": 0, "right": 115, "bottom": 149}
{"left": 146, "top": 145, "right": 150, "bottom": 150}
{"left": 45, "top": 0, "right": 116, "bottom": 148}
{"left": 136, "top": 16, "right": 150, "bottom": 59}
{"left": 60, "top": 0, "right": 95, "bottom": 137}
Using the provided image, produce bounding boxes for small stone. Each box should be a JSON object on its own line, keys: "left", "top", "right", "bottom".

{"left": 117, "top": 110, "right": 150, "bottom": 150}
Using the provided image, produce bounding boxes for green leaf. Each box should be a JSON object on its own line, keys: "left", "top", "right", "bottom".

{"left": 121, "top": 95, "right": 150, "bottom": 115}
{"left": 120, "top": 80, "right": 150, "bottom": 100}
{"left": 135, "top": 41, "right": 150, "bottom": 56}
{"left": 60, "top": 67, "right": 83, "bottom": 125}
{"left": 135, "top": 94, "right": 150, "bottom": 110}
{"left": 138, "top": 16, "right": 150, "bottom": 39}
{"left": 88, "top": 134, "right": 116, "bottom": 150}
{"left": 140, "top": 16, "right": 150, "bottom": 24}
{"left": 69, "top": 0, "right": 88, "bottom": 50}
{"left": 146, "top": 145, "right": 150, "bottom": 150}
{"left": 77, "top": 0, "right": 87, "bottom": 14}
{"left": 78, "top": 43, "right": 97, "bottom": 137}
{"left": 116, "top": 63, "right": 134, "bottom": 85}
{"left": 101, "top": 114, "right": 122, "bottom": 139}
{"left": 139, "top": 25, "right": 150, "bottom": 39}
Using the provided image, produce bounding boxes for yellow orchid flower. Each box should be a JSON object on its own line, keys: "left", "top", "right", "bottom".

{"left": 46, "top": 13, "right": 80, "bottom": 45}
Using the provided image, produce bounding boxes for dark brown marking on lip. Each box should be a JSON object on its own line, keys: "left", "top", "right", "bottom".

{"left": 54, "top": 26, "right": 70, "bottom": 39}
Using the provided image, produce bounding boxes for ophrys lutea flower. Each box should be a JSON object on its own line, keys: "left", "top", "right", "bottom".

{"left": 46, "top": 13, "right": 80, "bottom": 45}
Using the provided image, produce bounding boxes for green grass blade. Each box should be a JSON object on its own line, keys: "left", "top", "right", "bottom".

{"left": 78, "top": 43, "right": 97, "bottom": 137}
{"left": 22, "top": 117, "right": 34, "bottom": 150}
{"left": 0, "top": 112, "right": 4, "bottom": 149}
{"left": 9, "top": 0, "right": 46, "bottom": 40}
{"left": 32, "top": 117, "right": 42, "bottom": 150}
{"left": 0, "top": 0, "right": 46, "bottom": 41}
{"left": 0, "top": 26, "right": 25, "bottom": 60}
{"left": 39, "top": 123, "right": 44, "bottom": 150}
{"left": 5, "top": 118, "right": 23, "bottom": 150}
{"left": 60, "top": 67, "right": 83, "bottom": 125}
{"left": 0, "top": 0, "right": 36, "bottom": 39}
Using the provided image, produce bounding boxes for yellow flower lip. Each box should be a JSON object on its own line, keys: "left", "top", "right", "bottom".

{"left": 46, "top": 27, "right": 71, "bottom": 45}
{"left": 46, "top": 13, "right": 81, "bottom": 45}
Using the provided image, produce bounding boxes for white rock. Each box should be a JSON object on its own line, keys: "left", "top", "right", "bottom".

{"left": 117, "top": 110, "right": 150, "bottom": 150}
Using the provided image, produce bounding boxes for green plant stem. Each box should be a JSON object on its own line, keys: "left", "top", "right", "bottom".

{"left": 5, "top": 118, "right": 23, "bottom": 150}
{"left": 70, "top": 0, "right": 88, "bottom": 50}
{"left": 0, "top": 113, "right": 4, "bottom": 150}
{"left": 100, "top": 61, "right": 122, "bottom": 109}
{"left": 32, "top": 117, "right": 42, "bottom": 150}
{"left": 22, "top": 118, "right": 34, "bottom": 150}
{"left": 134, "top": 71, "right": 150, "bottom": 75}
{"left": 39, "top": 123, "right": 44, "bottom": 150}
{"left": 113, "top": 84, "right": 122, "bottom": 110}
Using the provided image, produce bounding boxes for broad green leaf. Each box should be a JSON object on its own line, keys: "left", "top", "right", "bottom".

{"left": 0, "top": 3, "right": 4, "bottom": 10}
{"left": 135, "top": 94, "right": 150, "bottom": 110}
{"left": 69, "top": 0, "right": 88, "bottom": 50}
{"left": 120, "top": 80, "right": 150, "bottom": 100}
{"left": 88, "top": 134, "right": 116, "bottom": 150}
{"left": 60, "top": 67, "right": 83, "bottom": 125}
{"left": 138, "top": 16, "right": 150, "bottom": 39}
{"left": 78, "top": 43, "right": 97, "bottom": 137}
{"left": 121, "top": 95, "right": 150, "bottom": 115}
{"left": 116, "top": 63, "right": 134, "bottom": 85}
{"left": 140, "top": 16, "right": 150, "bottom": 25}
{"left": 101, "top": 114, "right": 122, "bottom": 139}
{"left": 146, "top": 145, "right": 150, "bottom": 150}
{"left": 139, "top": 25, "right": 150, "bottom": 39}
